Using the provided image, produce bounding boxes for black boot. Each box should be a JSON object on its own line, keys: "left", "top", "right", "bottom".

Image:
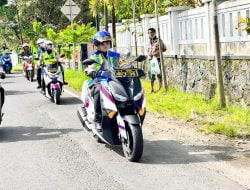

{"left": 62, "top": 72, "right": 68, "bottom": 85}
{"left": 94, "top": 113, "right": 102, "bottom": 131}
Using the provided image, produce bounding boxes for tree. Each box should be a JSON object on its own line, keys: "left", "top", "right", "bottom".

{"left": 46, "top": 23, "right": 96, "bottom": 45}
{"left": 89, "top": 0, "right": 119, "bottom": 49}
{"left": 212, "top": 0, "right": 226, "bottom": 108}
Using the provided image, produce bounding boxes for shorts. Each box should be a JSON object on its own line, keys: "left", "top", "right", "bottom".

{"left": 151, "top": 73, "right": 162, "bottom": 81}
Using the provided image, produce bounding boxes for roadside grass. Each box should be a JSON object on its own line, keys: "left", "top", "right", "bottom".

{"left": 65, "top": 69, "right": 250, "bottom": 138}
{"left": 65, "top": 69, "right": 89, "bottom": 91}
{"left": 13, "top": 64, "right": 23, "bottom": 72}
{"left": 142, "top": 81, "right": 250, "bottom": 138}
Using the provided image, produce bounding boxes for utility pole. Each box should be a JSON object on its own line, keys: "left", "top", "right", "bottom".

{"left": 69, "top": 0, "right": 76, "bottom": 70}
{"left": 212, "top": 0, "right": 226, "bottom": 108}
{"left": 61, "top": 0, "right": 81, "bottom": 70}
{"left": 154, "top": 0, "right": 168, "bottom": 90}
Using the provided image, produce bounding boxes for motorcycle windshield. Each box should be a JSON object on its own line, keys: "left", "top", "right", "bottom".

{"left": 46, "top": 62, "right": 58, "bottom": 73}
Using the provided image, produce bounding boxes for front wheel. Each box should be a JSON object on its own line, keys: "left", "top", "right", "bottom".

{"left": 122, "top": 123, "right": 143, "bottom": 162}
{"left": 53, "top": 89, "right": 61, "bottom": 105}
{"left": 28, "top": 70, "right": 34, "bottom": 81}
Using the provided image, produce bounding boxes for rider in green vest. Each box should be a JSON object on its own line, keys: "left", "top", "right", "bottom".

{"left": 40, "top": 40, "right": 68, "bottom": 93}
{"left": 88, "top": 31, "right": 120, "bottom": 127}
{"left": 0, "top": 43, "right": 9, "bottom": 56}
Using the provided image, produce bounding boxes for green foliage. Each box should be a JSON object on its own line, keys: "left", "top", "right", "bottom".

{"left": 0, "top": 0, "right": 7, "bottom": 7}
{"left": 237, "top": 16, "right": 250, "bottom": 33}
{"left": 90, "top": 0, "right": 202, "bottom": 21}
{"left": 46, "top": 23, "right": 96, "bottom": 45}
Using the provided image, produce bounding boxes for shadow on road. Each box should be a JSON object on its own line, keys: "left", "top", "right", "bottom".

{"left": 140, "top": 139, "right": 236, "bottom": 164}
{"left": 0, "top": 126, "right": 82, "bottom": 143}
{"left": 60, "top": 97, "right": 82, "bottom": 105}
{"left": 106, "top": 139, "right": 236, "bottom": 164}
{"left": 5, "top": 90, "right": 36, "bottom": 96}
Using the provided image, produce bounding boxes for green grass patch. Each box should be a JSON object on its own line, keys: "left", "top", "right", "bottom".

{"left": 13, "top": 64, "right": 23, "bottom": 72}
{"left": 202, "top": 123, "right": 238, "bottom": 138}
{"left": 142, "top": 80, "right": 250, "bottom": 138}
{"left": 65, "top": 69, "right": 250, "bottom": 138}
{"left": 65, "top": 69, "right": 89, "bottom": 92}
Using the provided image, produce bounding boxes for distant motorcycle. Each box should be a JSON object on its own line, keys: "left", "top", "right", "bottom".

{"left": 77, "top": 54, "right": 147, "bottom": 162}
{"left": 42, "top": 62, "right": 64, "bottom": 105}
{"left": 1, "top": 53, "right": 12, "bottom": 74}
{"left": 22, "top": 56, "right": 35, "bottom": 81}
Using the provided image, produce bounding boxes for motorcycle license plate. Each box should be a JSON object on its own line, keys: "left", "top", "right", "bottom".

{"left": 115, "top": 69, "right": 138, "bottom": 77}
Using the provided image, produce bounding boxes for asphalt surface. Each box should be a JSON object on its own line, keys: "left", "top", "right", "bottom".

{"left": 0, "top": 72, "right": 248, "bottom": 190}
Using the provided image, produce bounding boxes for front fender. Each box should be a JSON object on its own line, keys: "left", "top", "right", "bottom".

{"left": 122, "top": 115, "right": 141, "bottom": 125}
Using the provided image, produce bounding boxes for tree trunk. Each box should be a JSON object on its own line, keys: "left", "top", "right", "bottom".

{"left": 154, "top": 0, "right": 168, "bottom": 91}
{"left": 96, "top": 13, "right": 100, "bottom": 31}
{"left": 111, "top": 4, "right": 116, "bottom": 50}
{"left": 16, "top": 3, "right": 23, "bottom": 44}
{"left": 104, "top": 4, "right": 108, "bottom": 31}
{"left": 212, "top": 0, "right": 226, "bottom": 108}
{"left": 131, "top": 0, "right": 138, "bottom": 59}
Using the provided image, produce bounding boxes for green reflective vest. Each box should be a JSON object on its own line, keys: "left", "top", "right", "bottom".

{"left": 42, "top": 51, "right": 57, "bottom": 64}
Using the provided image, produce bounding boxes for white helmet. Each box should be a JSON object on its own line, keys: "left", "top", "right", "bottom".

{"left": 36, "top": 38, "right": 45, "bottom": 46}
{"left": 45, "top": 40, "right": 53, "bottom": 46}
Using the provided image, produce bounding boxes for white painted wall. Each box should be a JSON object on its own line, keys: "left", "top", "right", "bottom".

{"left": 112, "top": 0, "right": 250, "bottom": 57}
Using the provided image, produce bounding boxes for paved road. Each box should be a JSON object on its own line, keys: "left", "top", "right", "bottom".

{"left": 0, "top": 72, "right": 248, "bottom": 190}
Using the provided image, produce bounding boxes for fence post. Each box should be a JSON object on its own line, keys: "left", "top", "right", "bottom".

{"left": 167, "top": 7, "right": 190, "bottom": 56}
{"left": 203, "top": 0, "right": 214, "bottom": 56}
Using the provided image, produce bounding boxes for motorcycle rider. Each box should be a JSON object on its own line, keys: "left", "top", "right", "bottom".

{"left": 88, "top": 31, "right": 120, "bottom": 126}
{"left": 40, "top": 40, "right": 67, "bottom": 93}
{"left": 19, "top": 43, "right": 33, "bottom": 73}
{"left": 19, "top": 43, "right": 32, "bottom": 57}
{"left": 0, "top": 43, "right": 8, "bottom": 53}
{"left": 36, "top": 39, "right": 46, "bottom": 88}
{"left": 0, "top": 43, "right": 9, "bottom": 59}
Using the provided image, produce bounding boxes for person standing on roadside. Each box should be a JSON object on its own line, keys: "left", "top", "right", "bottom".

{"left": 147, "top": 28, "right": 166, "bottom": 93}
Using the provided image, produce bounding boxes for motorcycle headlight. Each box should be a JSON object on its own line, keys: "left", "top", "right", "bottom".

{"left": 49, "top": 73, "right": 58, "bottom": 79}
{"left": 113, "top": 94, "right": 127, "bottom": 102}
{"left": 134, "top": 91, "right": 143, "bottom": 101}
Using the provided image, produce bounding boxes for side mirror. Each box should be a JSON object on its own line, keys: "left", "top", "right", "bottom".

{"left": 125, "top": 52, "right": 131, "bottom": 59}
{"left": 135, "top": 55, "right": 147, "bottom": 62}
{"left": 137, "top": 69, "right": 145, "bottom": 78}
{"left": 82, "top": 59, "right": 98, "bottom": 66}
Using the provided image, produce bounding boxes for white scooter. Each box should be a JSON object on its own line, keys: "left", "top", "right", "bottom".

{"left": 42, "top": 62, "right": 63, "bottom": 104}
{"left": 77, "top": 55, "right": 147, "bottom": 162}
